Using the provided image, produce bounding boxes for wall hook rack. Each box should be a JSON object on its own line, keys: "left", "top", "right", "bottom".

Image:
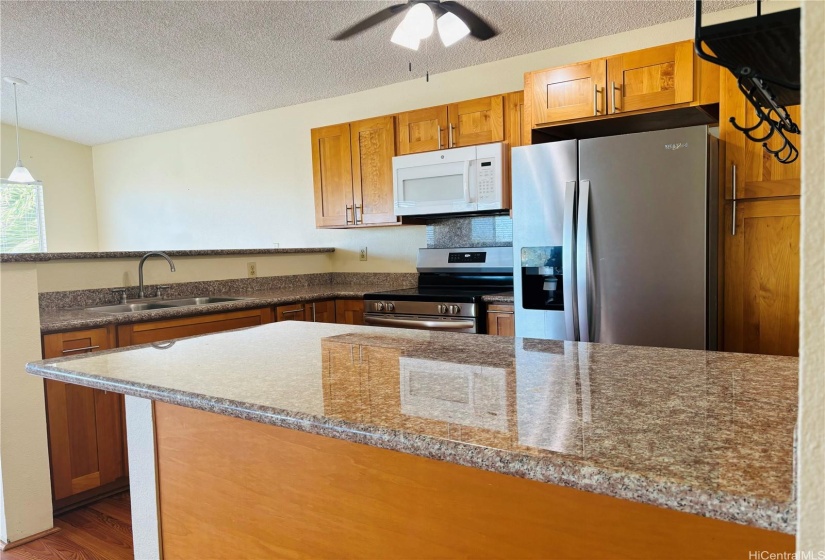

{"left": 694, "top": 0, "right": 801, "bottom": 164}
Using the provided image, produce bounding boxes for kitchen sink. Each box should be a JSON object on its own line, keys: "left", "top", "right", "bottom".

{"left": 87, "top": 296, "right": 249, "bottom": 314}
{"left": 87, "top": 302, "right": 177, "bottom": 314}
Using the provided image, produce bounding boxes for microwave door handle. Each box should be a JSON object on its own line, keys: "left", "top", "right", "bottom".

{"left": 464, "top": 160, "right": 472, "bottom": 203}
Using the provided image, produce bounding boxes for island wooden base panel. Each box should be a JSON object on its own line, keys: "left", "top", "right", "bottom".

{"left": 154, "top": 402, "right": 793, "bottom": 559}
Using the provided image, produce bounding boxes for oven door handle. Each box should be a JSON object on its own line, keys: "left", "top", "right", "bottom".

{"left": 365, "top": 316, "right": 475, "bottom": 329}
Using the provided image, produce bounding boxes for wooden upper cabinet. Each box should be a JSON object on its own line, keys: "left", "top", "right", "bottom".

{"left": 505, "top": 91, "right": 528, "bottom": 147}
{"left": 721, "top": 72, "right": 801, "bottom": 199}
{"left": 42, "top": 327, "right": 128, "bottom": 509}
{"left": 723, "top": 198, "right": 800, "bottom": 357}
{"left": 397, "top": 105, "right": 449, "bottom": 155}
{"left": 447, "top": 95, "right": 504, "bottom": 148}
{"left": 527, "top": 58, "right": 607, "bottom": 127}
{"left": 312, "top": 123, "right": 354, "bottom": 228}
{"left": 350, "top": 116, "right": 397, "bottom": 225}
{"left": 606, "top": 41, "right": 694, "bottom": 115}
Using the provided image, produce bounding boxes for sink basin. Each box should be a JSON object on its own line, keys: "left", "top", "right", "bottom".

{"left": 87, "top": 302, "right": 177, "bottom": 314}
{"left": 87, "top": 296, "right": 248, "bottom": 314}
{"left": 160, "top": 297, "right": 247, "bottom": 306}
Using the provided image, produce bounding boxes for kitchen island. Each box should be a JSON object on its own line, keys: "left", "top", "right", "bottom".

{"left": 26, "top": 321, "right": 797, "bottom": 559}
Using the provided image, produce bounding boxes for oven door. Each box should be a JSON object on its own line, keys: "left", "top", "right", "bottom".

{"left": 393, "top": 146, "right": 478, "bottom": 216}
{"left": 364, "top": 314, "right": 477, "bottom": 333}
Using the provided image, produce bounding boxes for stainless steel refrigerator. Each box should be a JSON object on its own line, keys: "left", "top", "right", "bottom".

{"left": 512, "top": 125, "right": 718, "bottom": 350}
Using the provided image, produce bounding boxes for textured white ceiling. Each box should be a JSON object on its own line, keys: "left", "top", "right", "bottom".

{"left": 0, "top": 0, "right": 748, "bottom": 146}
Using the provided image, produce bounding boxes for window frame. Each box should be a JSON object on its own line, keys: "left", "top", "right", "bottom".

{"left": 0, "top": 179, "right": 48, "bottom": 253}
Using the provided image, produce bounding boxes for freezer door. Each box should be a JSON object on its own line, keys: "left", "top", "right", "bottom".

{"left": 578, "top": 126, "right": 712, "bottom": 350}
{"left": 512, "top": 141, "right": 578, "bottom": 340}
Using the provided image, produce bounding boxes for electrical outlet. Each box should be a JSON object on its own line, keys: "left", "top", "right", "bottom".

{"left": 273, "top": 242, "right": 280, "bottom": 248}
{"left": 247, "top": 262, "right": 257, "bottom": 278}
{"left": 359, "top": 247, "right": 368, "bottom": 261}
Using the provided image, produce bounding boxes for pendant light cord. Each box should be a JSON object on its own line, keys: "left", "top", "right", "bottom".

{"left": 13, "top": 82, "right": 22, "bottom": 163}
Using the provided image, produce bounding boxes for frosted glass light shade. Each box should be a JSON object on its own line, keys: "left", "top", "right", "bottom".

{"left": 391, "top": 23, "right": 421, "bottom": 50}
{"left": 7, "top": 161, "right": 36, "bottom": 184}
{"left": 437, "top": 12, "right": 470, "bottom": 46}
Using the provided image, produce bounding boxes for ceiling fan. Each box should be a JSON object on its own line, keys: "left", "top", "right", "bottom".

{"left": 331, "top": 1, "right": 498, "bottom": 50}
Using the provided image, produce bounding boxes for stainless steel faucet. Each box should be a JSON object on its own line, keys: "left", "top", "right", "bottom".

{"left": 138, "top": 252, "right": 176, "bottom": 298}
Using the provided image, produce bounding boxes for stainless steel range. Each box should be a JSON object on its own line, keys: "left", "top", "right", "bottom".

{"left": 364, "top": 247, "right": 513, "bottom": 333}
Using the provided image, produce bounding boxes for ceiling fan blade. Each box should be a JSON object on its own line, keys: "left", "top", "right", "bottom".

{"left": 439, "top": 1, "right": 497, "bottom": 41}
{"left": 331, "top": 4, "right": 411, "bottom": 40}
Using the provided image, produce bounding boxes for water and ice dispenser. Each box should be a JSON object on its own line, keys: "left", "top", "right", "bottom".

{"left": 520, "top": 246, "right": 565, "bottom": 311}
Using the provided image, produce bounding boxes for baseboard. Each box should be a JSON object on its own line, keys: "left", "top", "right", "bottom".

{"left": 0, "top": 526, "right": 61, "bottom": 551}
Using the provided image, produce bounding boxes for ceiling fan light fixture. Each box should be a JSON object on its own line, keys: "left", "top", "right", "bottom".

{"left": 437, "top": 12, "right": 471, "bottom": 47}
{"left": 391, "top": 2, "right": 434, "bottom": 50}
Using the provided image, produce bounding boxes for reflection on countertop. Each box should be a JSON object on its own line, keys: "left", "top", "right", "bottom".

{"left": 26, "top": 321, "right": 797, "bottom": 533}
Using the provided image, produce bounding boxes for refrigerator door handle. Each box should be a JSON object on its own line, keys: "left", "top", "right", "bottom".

{"left": 576, "top": 180, "right": 592, "bottom": 342}
{"left": 562, "top": 181, "right": 578, "bottom": 341}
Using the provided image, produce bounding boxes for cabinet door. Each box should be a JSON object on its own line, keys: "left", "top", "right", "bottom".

{"left": 312, "top": 123, "right": 354, "bottom": 228}
{"left": 723, "top": 198, "right": 800, "bottom": 356}
{"left": 117, "top": 308, "right": 273, "bottom": 346}
{"left": 42, "top": 328, "right": 127, "bottom": 505}
{"left": 335, "top": 299, "right": 365, "bottom": 325}
{"left": 275, "top": 303, "right": 307, "bottom": 322}
{"left": 606, "top": 41, "right": 694, "bottom": 114}
{"left": 721, "top": 72, "right": 801, "bottom": 199}
{"left": 486, "top": 305, "right": 515, "bottom": 336}
{"left": 310, "top": 300, "right": 337, "bottom": 323}
{"left": 528, "top": 59, "right": 607, "bottom": 126}
{"left": 397, "top": 105, "right": 448, "bottom": 154}
{"left": 447, "top": 95, "right": 504, "bottom": 148}
{"left": 504, "top": 91, "right": 528, "bottom": 148}
{"left": 350, "top": 116, "right": 398, "bottom": 225}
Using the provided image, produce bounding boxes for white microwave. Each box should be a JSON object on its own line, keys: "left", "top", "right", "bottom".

{"left": 393, "top": 142, "right": 507, "bottom": 217}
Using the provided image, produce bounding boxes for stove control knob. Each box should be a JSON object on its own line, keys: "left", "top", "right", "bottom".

{"left": 386, "top": 302, "right": 395, "bottom": 312}
{"left": 375, "top": 302, "right": 384, "bottom": 311}
{"left": 438, "top": 304, "right": 448, "bottom": 314}
{"left": 449, "top": 305, "right": 461, "bottom": 314}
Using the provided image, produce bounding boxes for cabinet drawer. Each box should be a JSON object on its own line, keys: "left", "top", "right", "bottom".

{"left": 276, "top": 303, "right": 308, "bottom": 322}
{"left": 117, "top": 308, "right": 273, "bottom": 346}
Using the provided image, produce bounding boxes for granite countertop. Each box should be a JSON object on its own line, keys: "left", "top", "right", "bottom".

{"left": 482, "top": 291, "right": 514, "bottom": 304}
{"left": 39, "top": 283, "right": 394, "bottom": 333}
{"left": 0, "top": 247, "right": 334, "bottom": 263}
{"left": 26, "top": 322, "right": 798, "bottom": 534}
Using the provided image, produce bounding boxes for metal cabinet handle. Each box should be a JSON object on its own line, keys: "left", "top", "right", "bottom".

{"left": 449, "top": 124, "right": 455, "bottom": 148}
{"left": 611, "top": 81, "right": 618, "bottom": 114}
{"left": 437, "top": 125, "right": 442, "bottom": 149}
{"left": 311, "top": 302, "right": 316, "bottom": 322}
{"left": 281, "top": 309, "right": 303, "bottom": 315}
{"left": 354, "top": 204, "right": 362, "bottom": 225}
{"left": 731, "top": 164, "right": 738, "bottom": 236}
{"left": 345, "top": 205, "right": 353, "bottom": 225}
{"left": 63, "top": 345, "right": 100, "bottom": 354}
{"left": 593, "top": 85, "right": 599, "bottom": 115}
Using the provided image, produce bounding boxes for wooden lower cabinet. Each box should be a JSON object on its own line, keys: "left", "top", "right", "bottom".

{"left": 275, "top": 303, "right": 308, "bottom": 322}
{"left": 335, "top": 299, "right": 365, "bottom": 325}
{"left": 487, "top": 304, "right": 515, "bottom": 336}
{"left": 153, "top": 402, "right": 793, "bottom": 559}
{"left": 42, "top": 327, "right": 128, "bottom": 512}
{"left": 117, "top": 307, "right": 273, "bottom": 345}
{"left": 308, "top": 300, "right": 336, "bottom": 323}
{"left": 723, "top": 197, "right": 800, "bottom": 356}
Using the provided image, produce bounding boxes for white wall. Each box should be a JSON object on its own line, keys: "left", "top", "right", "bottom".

{"left": 0, "top": 264, "right": 53, "bottom": 544}
{"left": 798, "top": 0, "right": 825, "bottom": 552}
{"left": 91, "top": 3, "right": 790, "bottom": 273}
{"left": 1, "top": 124, "right": 99, "bottom": 252}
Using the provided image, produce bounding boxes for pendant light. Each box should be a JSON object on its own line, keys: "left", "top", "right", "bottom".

{"left": 3, "top": 77, "right": 37, "bottom": 184}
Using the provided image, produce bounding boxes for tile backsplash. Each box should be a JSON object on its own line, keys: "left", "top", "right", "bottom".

{"left": 426, "top": 215, "right": 513, "bottom": 249}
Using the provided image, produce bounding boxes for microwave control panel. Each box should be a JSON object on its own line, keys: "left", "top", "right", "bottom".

{"left": 474, "top": 142, "right": 504, "bottom": 209}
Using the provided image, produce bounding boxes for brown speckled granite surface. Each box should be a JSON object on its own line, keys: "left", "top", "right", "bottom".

{"left": 482, "top": 291, "right": 514, "bottom": 304}
{"left": 26, "top": 322, "right": 797, "bottom": 533}
{"left": 0, "top": 247, "right": 334, "bottom": 263}
{"left": 38, "top": 273, "right": 418, "bottom": 333}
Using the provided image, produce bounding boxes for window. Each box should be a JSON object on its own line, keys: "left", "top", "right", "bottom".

{"left": 1, "top": 180, "right": 47, "bottom": 252}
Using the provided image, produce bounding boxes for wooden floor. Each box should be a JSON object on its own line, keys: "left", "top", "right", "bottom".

{"left": 1, "top": 493, "right": 133, "bottom": 560}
